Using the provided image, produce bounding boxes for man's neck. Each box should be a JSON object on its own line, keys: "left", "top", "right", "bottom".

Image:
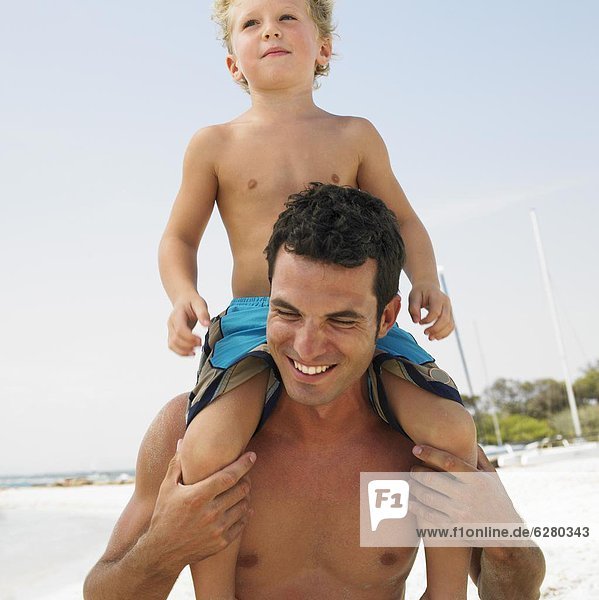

{"left": 266, "top": 377, "right": 376, "bottom": 445}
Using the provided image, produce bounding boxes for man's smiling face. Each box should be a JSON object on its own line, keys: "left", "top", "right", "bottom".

{"left": 267, "top": 249, "right": 393, "bottom": 408}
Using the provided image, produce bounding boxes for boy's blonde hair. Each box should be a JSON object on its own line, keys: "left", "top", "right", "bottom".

{"left": 212, "top": 0, "right": 335, "bottom": 91}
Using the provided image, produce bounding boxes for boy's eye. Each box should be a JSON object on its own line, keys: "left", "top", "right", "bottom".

{"left": 242, "top": 19, "right": 258, "bottom": 28}
{"left": 280, "top": 14, "right": 296, "bottom": 21}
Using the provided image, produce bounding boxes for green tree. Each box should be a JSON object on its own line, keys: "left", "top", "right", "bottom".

{"left": 549, "top": 405, "right": 599, "bottom": 438}
{"left": 474, "top": 413, "right": 502, "bottom": 445}
{"left": 573, "top": 361, "right": 599, "bottom": 403}
{"left": 486, "top": 378, "right": 527, "bottom": 414}
{"left": 499, "top": 414, "right": 553, "bottom": 443}
{"left": 524, "top": 378, "right": 568, "bottom": 419}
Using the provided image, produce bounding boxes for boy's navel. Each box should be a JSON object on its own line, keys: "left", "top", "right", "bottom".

{"left": 248, "top": 179, "right": 258, "bottom": 189}
{"left": 331, "top": 173, "right": 340, "bottom": 183}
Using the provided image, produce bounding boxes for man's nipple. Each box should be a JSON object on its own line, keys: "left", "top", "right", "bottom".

{"left": 379, "top": 552, "right": 399, "bottom": 566}
{"left": 331, "top": 173, "right": 340, "bottom": 184}
{"left": 248, "top": 179, "right": 258, "bottom": 189}
{"left": 238, "top": 553, "right": 260, "bottom": 568}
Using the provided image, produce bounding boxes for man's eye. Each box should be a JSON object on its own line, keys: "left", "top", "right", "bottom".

{"left": 331, "top": 319, "right": 355, "bottom": 328}
{"left": 277, "top": 310, "right": 300, "bottom": 320}
{"left": 243, "top": 19, "right": 258, "bottom": 28}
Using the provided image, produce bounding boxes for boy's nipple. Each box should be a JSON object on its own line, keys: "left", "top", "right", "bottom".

{"left": 248, "top": 178, "right": 258, "bottom": 189}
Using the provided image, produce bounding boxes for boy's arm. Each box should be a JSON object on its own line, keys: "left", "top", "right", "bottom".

{"left": 158, "top": 127, "right": 221, "bottom": 355}
{"left": 354, "top": 118, "right": 453, "bottom": 341}
{"left": 83, "top": 395, "right": 254, "bottom": 600}
{"left": 421, "top": 547, "right": 470, "bottom": 600}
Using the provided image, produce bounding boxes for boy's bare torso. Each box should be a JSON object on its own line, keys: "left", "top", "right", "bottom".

{"left": 235, "top": 394, "right": 419, "bottom": 599}
{"left": 210, "top": 111, "right": 361, "bottom": 296}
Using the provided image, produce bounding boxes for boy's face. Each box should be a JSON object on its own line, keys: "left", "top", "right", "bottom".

{"left": 226, "top": 0, "right": 331, "bottom": 90}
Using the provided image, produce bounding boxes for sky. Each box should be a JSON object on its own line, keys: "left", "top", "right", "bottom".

{"left": 1, "top": 0, "right": 598, "bottom": 475}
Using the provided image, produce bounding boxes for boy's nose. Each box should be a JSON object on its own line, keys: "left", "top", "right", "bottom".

{"left": 262, "top": 24, "right": 281, "bottom": 40}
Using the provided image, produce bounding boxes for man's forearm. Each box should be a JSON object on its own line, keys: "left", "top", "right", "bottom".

{"left": 477, "top": 545, "right": 545, "bottom": 600}
{"left": 83, "top": 531, "right": 184, "bottom": 600}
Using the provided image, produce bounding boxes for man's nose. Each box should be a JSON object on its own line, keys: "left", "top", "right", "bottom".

{"left": 294, "top": 322, "right": 327, "bottom": 361}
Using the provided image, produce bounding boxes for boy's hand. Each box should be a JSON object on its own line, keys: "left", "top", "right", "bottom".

{"left": 408, "top": 284, "right": 454, "bottom": 341}
{"left": 168, "top": 293, "right": 211, "bottom": 356}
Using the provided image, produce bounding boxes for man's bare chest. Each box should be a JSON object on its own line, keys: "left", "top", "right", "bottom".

{"left": 237, "top": 432, "right": 418, "bottom": 595}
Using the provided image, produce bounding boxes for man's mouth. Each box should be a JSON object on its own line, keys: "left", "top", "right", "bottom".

{"left": 292, "top": 359, "right": 335, "bottom": 376}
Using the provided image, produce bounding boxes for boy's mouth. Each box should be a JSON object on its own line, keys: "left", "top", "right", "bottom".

{"left": 262, "top": 47, "right": 290, "bottom": 58}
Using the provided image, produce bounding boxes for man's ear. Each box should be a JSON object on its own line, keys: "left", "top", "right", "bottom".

{"left": 377, "top": 295, "right": 401, "bottom": 339}
{"left": 226, "top": 54, "right": 245, "bottom": 82}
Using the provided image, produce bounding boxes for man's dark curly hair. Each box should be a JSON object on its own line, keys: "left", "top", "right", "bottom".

{"left": 265, "top": 183, "right": 405, "bottom": 320}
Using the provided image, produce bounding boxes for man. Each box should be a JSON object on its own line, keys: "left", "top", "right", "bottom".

{"left": 85, "top": 184, "right": 544, "bottom": 599}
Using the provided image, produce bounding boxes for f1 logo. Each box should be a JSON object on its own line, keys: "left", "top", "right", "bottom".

{"left": 367, "top": 479, "right": 410, "bottom": 531}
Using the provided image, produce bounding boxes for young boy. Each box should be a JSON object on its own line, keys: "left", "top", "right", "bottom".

{"left": 159, "top": 0, "right": 476, "bottom": 598}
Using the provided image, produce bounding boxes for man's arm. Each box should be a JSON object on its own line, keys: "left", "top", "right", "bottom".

{"left": 83, "top": 395, "right": 254, "bottom": 600}
{"left": 409, "top": 445, "right": 545, "bottom": 600}
{"left": 472, "top": 544, "right": 545, "bottom": 600}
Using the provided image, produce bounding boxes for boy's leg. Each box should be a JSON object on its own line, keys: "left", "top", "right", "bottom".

{"left": 180, "top": 370, "right": 269, "bottom": 600}
{"left": 380, "top": 368, "right": 476, "bottom": 599}
{"left": 380, "top": 370, "right": 476, "bottom": 462}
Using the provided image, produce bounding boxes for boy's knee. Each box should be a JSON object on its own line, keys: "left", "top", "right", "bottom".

{"left": 405, "top": 397, "right": 476, "bottom": 461}
{"left": 180, "top": 417, "right": 245, "bottom": 484}
{"left": 427, "top": 402, "right": 477, "bottom": 464}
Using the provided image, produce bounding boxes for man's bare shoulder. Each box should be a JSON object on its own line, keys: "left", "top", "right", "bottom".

{"left": 134, "top": 394, "right": 188, "bottom": 496}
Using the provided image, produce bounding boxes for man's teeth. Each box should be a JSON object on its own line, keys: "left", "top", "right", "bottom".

{"left": 293, "top": 360, "right": 332, "bottom": 375}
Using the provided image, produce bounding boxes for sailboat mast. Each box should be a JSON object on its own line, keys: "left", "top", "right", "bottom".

{"left": 529, "top": 209, "right": 582, "bottom": 438}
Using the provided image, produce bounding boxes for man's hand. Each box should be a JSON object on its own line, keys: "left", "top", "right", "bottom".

{"left": 408, "top": 445, "right": 521, "bottom": 526}
{"left": 408, "top": 284, "right": 454, "bottom": 341}
{"left": 145, "top": 447, "right": 255, "bottom": 572}
{"left": 167, "top": 292, "right": 211, "bottom": 356}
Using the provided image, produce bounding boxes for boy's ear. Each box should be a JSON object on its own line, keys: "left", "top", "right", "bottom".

{"left": 316, "top": 37, "right": 332, "bottom": 68}
{"left": 226, "top": 54, "right": 245, "bottom": 82}
{"left": 377, "top": 295, "right": 401, "bottom": 339}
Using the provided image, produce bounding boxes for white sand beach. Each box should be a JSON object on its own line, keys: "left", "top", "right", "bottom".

{"left": 1, "top": 450, "right": 597, "bottom": 600}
